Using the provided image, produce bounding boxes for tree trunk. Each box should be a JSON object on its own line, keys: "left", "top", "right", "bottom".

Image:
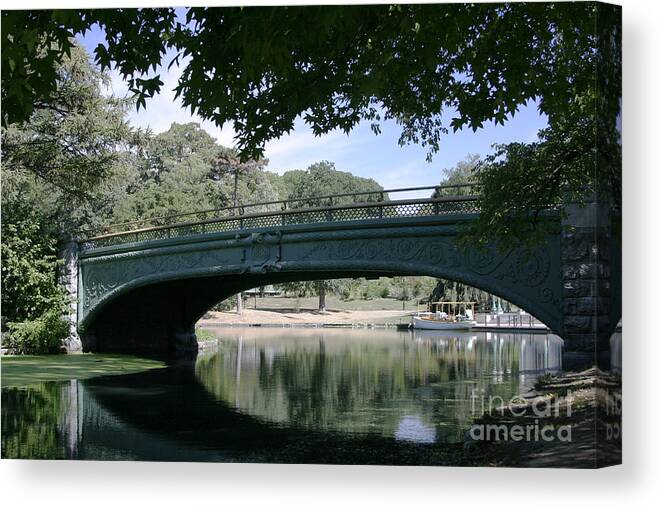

{"left": 318, "top": 285, "right": 326, "bottom": 313}
{"left": 236, "top": 292, "right": 243, "bottom": 314}
{"left": 232, "top": 170, "right": 239, "bottom": 208}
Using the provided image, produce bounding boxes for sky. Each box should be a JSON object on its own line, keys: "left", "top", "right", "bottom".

{"left": 77, "top": 26, "right": 548, "bottom": 197}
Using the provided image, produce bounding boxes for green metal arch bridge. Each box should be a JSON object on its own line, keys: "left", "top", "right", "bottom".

{"left": 73, "top": 184, "right": 619, "bottom": 361}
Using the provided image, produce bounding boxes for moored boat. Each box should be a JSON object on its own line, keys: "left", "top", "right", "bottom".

{"left": 410, "top": 316, "right": 477, "bottom": 330}
{"left": 409, "top": 301, "right": 477, "bottom": 330}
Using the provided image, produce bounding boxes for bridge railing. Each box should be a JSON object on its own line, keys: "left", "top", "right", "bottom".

{"left": 78, "top": 184, "right": 482, "bottom": 250}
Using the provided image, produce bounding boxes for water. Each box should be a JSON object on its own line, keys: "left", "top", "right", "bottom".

{"left": 1, "top": 329, "right": 562, "bottom": 463}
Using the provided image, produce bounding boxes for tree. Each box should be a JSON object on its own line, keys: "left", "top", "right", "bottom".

{"left": 110, "top": 162, "right": 219, "bottom": 224}
{"left": 428, "top": 155, "right": 504, "bottom": 309}
{"left": 0, "top": 199, "right": 72, "bottom": 353}
{"left": 0, "top": 44, "right": 140, "bottom": 352}
{"left": 2, "top": 5, "right": 620, "bottom": 161}
{"left": 110, "top": 122, "right": 223, "bottom": 223}
{"left": 141, "top": 122, "right": 219, "bottom": 183}
{"left": 280, "top": 280, "right": 346, "bottom": 313}
{"left": 2, "top": 4, "right": 621, "bottom": 247}
{"left": 275, "top": 161, "right": 384, "bottom": 310}
{"left": 467, "top": 108, "right": 621, "bottom": 249}
{"left": 209, "top": 145, "right": 271, "bottom": 315}
{"left": 288, "top": 161, "right": 384, "bottom": 207}
{"left": 390, "top": 276, "right": 437, "bottom": 305}
{"left": 432, "top": 154, "right": 480, "bottom": 196}
{"left": 211, "top": 148, "right": 269, "bottom": 210}
{"left": 0, "top": 201, "right": 64, "bottom": 326}
{"left": 108, "top": 122, "right": 280, "bottom": 225}
{"left": 266, "top": 169, "right": 307, "bottom": 202}
{"left": 1, "top": 43, "right": 140, "bottom": 215}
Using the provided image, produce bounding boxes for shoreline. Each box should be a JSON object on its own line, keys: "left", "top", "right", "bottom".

{"left": 198, "top": 308, "right": 412, "bottom": 327}
{"left": 197, "top": 309, "right": 551, "bottom": 332}
{"left": 466, "top": 368, "right": 621, "bottom": 467}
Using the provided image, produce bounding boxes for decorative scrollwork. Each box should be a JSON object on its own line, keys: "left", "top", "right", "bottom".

{"left": 80, "top": 218, "right": 563, "bottom": 334}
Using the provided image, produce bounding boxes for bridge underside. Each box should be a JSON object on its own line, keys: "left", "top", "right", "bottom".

{"left": 77, "top": 215, "right": 620, "bottom": 363}
{"left": 82, "top": 270, "right": 398, "bottom": 355}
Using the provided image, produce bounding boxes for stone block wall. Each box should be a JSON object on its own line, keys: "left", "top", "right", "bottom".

{"left": 561, "top": 202, "right": 619, "bottom": 367}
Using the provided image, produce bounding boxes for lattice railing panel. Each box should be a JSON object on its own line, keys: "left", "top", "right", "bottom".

{"left": 79, "top": 190, "right": 483, "bottom": 250}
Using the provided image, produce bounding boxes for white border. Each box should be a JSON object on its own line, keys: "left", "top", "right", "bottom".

{"left": 2, "top": 1, "right": 660, "bottom": 507}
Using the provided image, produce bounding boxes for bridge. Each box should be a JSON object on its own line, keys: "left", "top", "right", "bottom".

{"left": 62, "top": 184, "right": 621, "bottom": 367}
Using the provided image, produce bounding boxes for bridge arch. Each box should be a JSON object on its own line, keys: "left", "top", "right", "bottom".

{"left": 78, "top": 216, "right": 564, "bottom": 355}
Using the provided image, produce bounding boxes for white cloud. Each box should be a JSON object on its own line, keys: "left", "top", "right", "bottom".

{"left": 265, "top": 128, "right": 339, "bottom": 158}
{"left": 263, "top": 127, "right": 353, "bottom": 173}
{"left": 105, "top": 58, "right": 238, "bottom": 146}
{"left": 104, "top": 56, "right": 361, "bottom": 173}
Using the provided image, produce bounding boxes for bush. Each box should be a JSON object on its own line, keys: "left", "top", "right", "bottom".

{"left": 194, "top": 327, "right": 217, "bottom": 342}
{"left": 5, "top": 308, "right": 68, "bottom": 354}
{"left": 210, "top": 297, "right": 237, "bottom": 312}
{"left": 1, "top": 200, "right": 64, "bottom": 325}
{"left": 339, "top": 286, "right": 352, "bottom": 301}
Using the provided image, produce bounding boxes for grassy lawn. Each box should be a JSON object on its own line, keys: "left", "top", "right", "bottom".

{"left": 195, "top": 327, "right": 218, "bottom": 341}
{"left": 243, "top": 295, "right": 425, "bottom": 312}
{"left": 1, "top": 354, "right": 167, "bottom": 388}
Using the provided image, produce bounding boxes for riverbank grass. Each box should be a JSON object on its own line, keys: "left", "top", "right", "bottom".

{"left": 1, "top": 354, "right": 167, "bottom": 387}
{"left": 195, "top": 327, "right": 217, "bottom": 342}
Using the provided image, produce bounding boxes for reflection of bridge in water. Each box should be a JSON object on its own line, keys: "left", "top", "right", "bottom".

{"left": 45, "top": 330, "right": 569, "bottom": 459}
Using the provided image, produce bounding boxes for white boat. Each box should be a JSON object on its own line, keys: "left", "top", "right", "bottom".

{"left": 410, "top": 316, "right": 477, "bottom": 330}
{"left": 409, "top": 301, "right": 477, "bottom": 330}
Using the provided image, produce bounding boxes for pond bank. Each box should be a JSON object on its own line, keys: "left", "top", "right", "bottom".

{"left": 199, "top": 308, "right": 410, "bottom": 327}
{"left": 1, "top": 354, "right": 167, "bottom": 388}
{"left": 464, "top": 368, "right": 622, "bottom": 467}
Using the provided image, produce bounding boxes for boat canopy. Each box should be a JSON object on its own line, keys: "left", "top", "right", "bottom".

{"left": 428, "top": 301, "right": 476, "bottom": 318}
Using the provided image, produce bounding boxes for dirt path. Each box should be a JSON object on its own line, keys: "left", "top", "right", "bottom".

{"left": 199, "top": 308, "right": 411, "bottom": 326}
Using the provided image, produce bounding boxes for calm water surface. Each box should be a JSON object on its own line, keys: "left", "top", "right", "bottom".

{"left": 2, "top": 328, "right": 562, "bottom": 463}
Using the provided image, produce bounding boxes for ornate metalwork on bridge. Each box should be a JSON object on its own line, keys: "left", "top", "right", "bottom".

{"left": 79, "top": 185, "right": 482, "bottom": 250}
{"left": 75, "top": 184, "right": 568, "bottom": 356}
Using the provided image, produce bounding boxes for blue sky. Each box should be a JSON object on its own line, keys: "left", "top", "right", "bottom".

{"left": 77, "top": 26, "right": 548, "bottom": 195}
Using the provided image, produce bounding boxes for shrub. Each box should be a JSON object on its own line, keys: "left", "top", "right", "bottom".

{"left": 210, "top": 297, "right": 236, "bottom": 312}
{"left": 339, "top": 286, "right": 352, "bottom": 301}
{"left": 5, "top": 307, "right": 68, "bottom": 354}
{"left": 194, "top": 327, "right": 217, "bottom": 342}
{"left": 1, "top": 200, "right": 64, "bottom": 325}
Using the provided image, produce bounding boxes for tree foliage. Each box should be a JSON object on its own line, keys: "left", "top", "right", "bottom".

{"left": 288, "top": 161, "right": 384, "bottom": 207}
{"left": 279, "top": 280, "right": 347, "bottom": 312}
{"left": 429, "top": 279, "right": 507, "bottom": 314}
{"left": 0, "top": 200, "right": 66, "bottom": 327}
{"left": 2, "top": 4, "right": 621, "bottom": 249}
{"left": 432, "top": 154, "right": 480, "bottom": 197}
{"left": 2, "top": 44, "right": 140, "bottom": 205}
{"left": 274, "top": 161, "right": 385, "bottom": 309}
{"left": 1, "top": 9, "right": 175, "bottom": 125}
{"left": 2, "top": 4, "right": 621, "bottom": 167}
{"left": 468, "top": 109, "right": 621, "bottom": 250}
{"left": 106, "top": 122, "right": 279, "bottom": 224}
{"left": 0, "top": 43, "right": 141, "bottom": 352}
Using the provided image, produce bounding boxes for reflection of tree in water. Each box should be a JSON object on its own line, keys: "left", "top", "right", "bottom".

{"left": 1, "top": 382, "right": 68, "bottom": 459}
{"left": 194, "top": 332, "right": 559, "bottom": 443}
